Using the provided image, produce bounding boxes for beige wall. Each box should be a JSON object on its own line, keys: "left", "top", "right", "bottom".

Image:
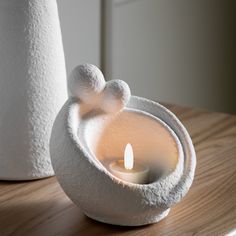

{"left": 105, "top": 0, "right": 236, "bottom": 113}
{"left": 57, "top": 0, "right": 101, "bottom": 75}
{"left": 57, "top": 0, "right": 235, "bottom": 113}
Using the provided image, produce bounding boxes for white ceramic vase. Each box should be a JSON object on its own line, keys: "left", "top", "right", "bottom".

{"left": 0, "top": 0, "right": 67, "bottom": 180}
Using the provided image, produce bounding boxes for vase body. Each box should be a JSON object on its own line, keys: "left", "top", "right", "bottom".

{"left": 0, "top": 0, "right": 67, "bottom": 180}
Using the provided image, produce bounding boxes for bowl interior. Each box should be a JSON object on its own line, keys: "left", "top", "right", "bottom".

{"left": 81, "top": 108, "right": 180, "bottom": 183}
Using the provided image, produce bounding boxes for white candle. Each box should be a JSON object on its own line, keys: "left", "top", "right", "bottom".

{"left": 109, "top": 143, "right": 149, "bottom": 184}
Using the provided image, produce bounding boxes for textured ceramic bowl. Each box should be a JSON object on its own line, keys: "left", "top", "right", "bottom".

{"left": 50, "top": 95, "right": 196, "bottom": 226}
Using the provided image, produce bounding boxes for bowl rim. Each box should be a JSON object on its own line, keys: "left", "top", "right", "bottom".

{"left": 65, "top": 95, "right": 196, "bottom": 198}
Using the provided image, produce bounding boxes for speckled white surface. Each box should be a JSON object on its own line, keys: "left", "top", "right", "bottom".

{"left": 0, "top": 0, "right": 67, "bottom": 180}
{"left": 68, "top": 63, "right": 131, "bottom": 113}
{"left": 68, "top": 64, "right": 105, "bottom": 104}
{"left": 101, "top": 79, "right": 131, "bottom": 113}
{"left": 50, "top": 65, "right": 196, "bottom": 226}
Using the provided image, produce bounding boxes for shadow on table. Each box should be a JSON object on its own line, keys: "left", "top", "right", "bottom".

{"left": 82, "top": 216, "right": 152, "bottom": 235}
{"left": 0, "top": 178, "right": 154, "bottom": 236}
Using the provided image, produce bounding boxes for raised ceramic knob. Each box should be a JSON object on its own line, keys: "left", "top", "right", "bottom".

{"left": 68, "top": 64, "right": 131, "bottom": 113}
{"left": 68, "top": 64, "right": 106, "bottom": 104}
{"left": 101, "top": 80, "right": 131, "bottom": 113}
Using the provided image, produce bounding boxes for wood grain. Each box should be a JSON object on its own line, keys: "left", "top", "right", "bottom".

{"left": 0, "top": 104, "right": 236, "bottom": 236}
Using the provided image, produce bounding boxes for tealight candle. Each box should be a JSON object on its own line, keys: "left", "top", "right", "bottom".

{"left": 109, "top": 143, "right": 149, "bottom": 184}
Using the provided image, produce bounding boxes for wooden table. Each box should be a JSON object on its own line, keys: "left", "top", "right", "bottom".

{"left": 0, "top": 104, "right": 236, "bottom": 236}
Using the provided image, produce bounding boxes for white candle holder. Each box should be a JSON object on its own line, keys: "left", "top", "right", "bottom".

{"left": 50, "top": 64, "right": 196, "bottom": 226}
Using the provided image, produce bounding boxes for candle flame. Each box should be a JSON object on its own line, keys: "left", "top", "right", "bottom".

{"left": 124, "top": 143, "right": 134, "bottom": 170}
